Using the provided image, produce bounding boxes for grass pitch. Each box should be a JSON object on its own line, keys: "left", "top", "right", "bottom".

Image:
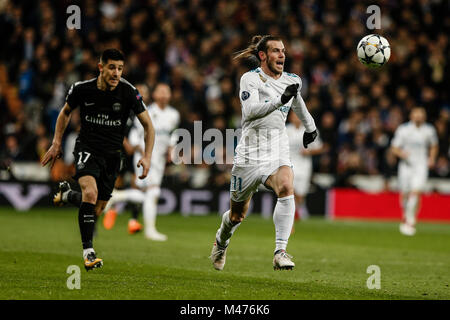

{"left": 0, "top": 207, "right": 449, "bottom": 300}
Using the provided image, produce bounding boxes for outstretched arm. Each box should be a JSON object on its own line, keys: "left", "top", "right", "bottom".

{"left": 135, "top": 111, "right": 155, "bottom": 179}
{"left": 390, "top": 127, "right": 409, "bottom": 161}
{"left": 41, "top": 103, "right": 73, "bottom": 168}
{"left": 291, "top": 92, "right": 317, "bottom": 148}
{"left": 291, "top": 93, "right": 316, "bottom": 133}
{"left": 428, "top": 144, "right": 438, "bottom": 168}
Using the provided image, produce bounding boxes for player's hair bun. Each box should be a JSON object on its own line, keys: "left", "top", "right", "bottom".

{"left": 251, "top": 35, "right": 263, "bottom": 46}
{"left": 233, "top": 35, "right": 281, "bottom": 62}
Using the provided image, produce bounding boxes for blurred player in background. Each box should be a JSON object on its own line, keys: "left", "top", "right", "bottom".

{"left": 103, "top": 83, "right": 180, "bottom": 241}
{"left": 101, "top": 136, "right": 145, "bottom": 234}
{"left": 390, "top": 107, "right": 438, "bottom": 236}
{"left": 102, "top": 83, "right": 151, "bottom": 235}
{"left": 42, "top": 49, "right": 155, "bottom": 270}
{"left": 286, "top": 111, "right": 325, "bottom": 221}
{"left": 210, "top": 35, "right": 317, "bottom": 271}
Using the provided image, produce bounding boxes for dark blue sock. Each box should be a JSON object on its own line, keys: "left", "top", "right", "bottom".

{"left": 78, "top": 202, "right": 96, "bottom": 249}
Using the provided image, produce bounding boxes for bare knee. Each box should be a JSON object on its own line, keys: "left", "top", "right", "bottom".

{"left": 277, "top": 180, "right": 294, "bottom": 198}
{"left": 266, "top": 167, "right": 294, "bottom": 198}
{"left": 229, "top": 212, "right": 245, "bottom": 224}
{"left": 229, "top": 199, "right": 250, "bottom": 224}
{"left": 410, "top": 191, "right": 420, "bottom": 197}
{"left": 81, "top": 187, "right": 98, "bottom": 204}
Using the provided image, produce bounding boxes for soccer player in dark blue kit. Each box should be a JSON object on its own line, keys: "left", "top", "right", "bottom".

{"left": 42, "top": 49, "right": 155, "bottom": 270}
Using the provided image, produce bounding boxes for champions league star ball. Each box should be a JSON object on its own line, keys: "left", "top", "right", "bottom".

{"left": 357, "top": 34, "right": 391, "bottom": 68}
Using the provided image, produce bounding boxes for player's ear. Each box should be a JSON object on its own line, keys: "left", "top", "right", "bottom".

{"left": 98, "top": 62, "right": 103, "bottom": 73}
{"left": 258, "top": 51, "right": 266, "bottom": 62}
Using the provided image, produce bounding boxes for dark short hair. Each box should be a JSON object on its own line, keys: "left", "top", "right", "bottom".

{"left": 100, "top": 49, "right": 125, "bottom": 64}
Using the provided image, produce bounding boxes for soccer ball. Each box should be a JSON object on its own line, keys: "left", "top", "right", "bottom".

{"left": 357, "top": 34, "right": 391, "bottom": 68}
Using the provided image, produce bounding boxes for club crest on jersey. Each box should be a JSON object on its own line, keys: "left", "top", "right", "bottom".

{"left": 112, "top": 102, "right": 122, "bottom": 112}
{"left": 279, "top": 105, "right": 290, "bottom": 113}
{"left": 241, "top": 91, "right": 250, "bottom": 101}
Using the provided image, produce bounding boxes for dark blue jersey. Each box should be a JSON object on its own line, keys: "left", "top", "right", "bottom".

{"left": 65, "top": 77, "right": 146, "bottom": 154}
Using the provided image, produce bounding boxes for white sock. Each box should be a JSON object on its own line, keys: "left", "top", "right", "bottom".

{"left": 104, "top": 189, "right": 145, "bottom": 212}
{"left": 143, "top": 188, "right": 160, "bottom": 234}
{"left": 300, "top": 203, "right": 309, "bottom": 219}
{"left": 273, "top": 195, "right": 295, "bottom": 253}
{"left": 114, "top": 202, "right": 126, "bottom": 214}
{"left": 405, "top": 194, "right": 418, "bottom": 226}
{"left": 216, "top": 210, "right": 240, "bottom": 248}
{"left": 126, "top": 189, "right": 146, "bottom": 203}
{"left": 83, "top": 248, "right": 94, "bottom": 259}
{"left": 400, "top": 195, "right": 408, "bottom": 210}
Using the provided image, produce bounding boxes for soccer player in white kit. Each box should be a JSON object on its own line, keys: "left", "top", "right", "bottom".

{"left": 286, "top": 111, "right": 325, "bottom": 220}
{"left": 210, "top": 35, "right": 318, "bottom": 270}
{"left": 104, "top": 83, "right": 180, "bottom": 241}
{"left": 390, "top": 107, "right": 438, "bottom": 236}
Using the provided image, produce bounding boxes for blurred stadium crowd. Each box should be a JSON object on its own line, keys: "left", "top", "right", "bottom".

{"left": 0, "top": 0, "right": 449, "bottom": 190}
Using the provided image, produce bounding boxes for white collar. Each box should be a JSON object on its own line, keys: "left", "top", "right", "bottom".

{"left": 259, "top": 67, "right": 283, "bottom": 81}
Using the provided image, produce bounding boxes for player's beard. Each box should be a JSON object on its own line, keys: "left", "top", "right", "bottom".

{"left": 103, "top": 74, "right": 119, "bottom": 90}
{"left": 268, "top": 59, "right": 283, "bottom": 76}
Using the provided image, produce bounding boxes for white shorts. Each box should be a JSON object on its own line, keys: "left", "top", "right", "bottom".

{"left": 398, "top": 163, "right": 428, "bottom": 193}
{"left": 134, "top": 153, "right": 166, "bottom": 189}
{"left": 230, "top": 158, "right": 292, "bottom": 202}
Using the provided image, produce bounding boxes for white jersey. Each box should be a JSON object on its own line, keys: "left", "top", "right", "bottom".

{"left": 234, "top": 67, "right": 316, "bottom": 166}
{"left": 391, "top": 121, "right": 438, "bottom": 168}
{"left": 129, "top": 102, "right": 180, "bottom": 159}
{"left": 286, "top": 123, "right": 323, "bottom": 174}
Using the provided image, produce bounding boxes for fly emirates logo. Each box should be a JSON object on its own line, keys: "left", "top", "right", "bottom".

{"left": 85, "top": 114, "right": 121, "bottom": 126}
